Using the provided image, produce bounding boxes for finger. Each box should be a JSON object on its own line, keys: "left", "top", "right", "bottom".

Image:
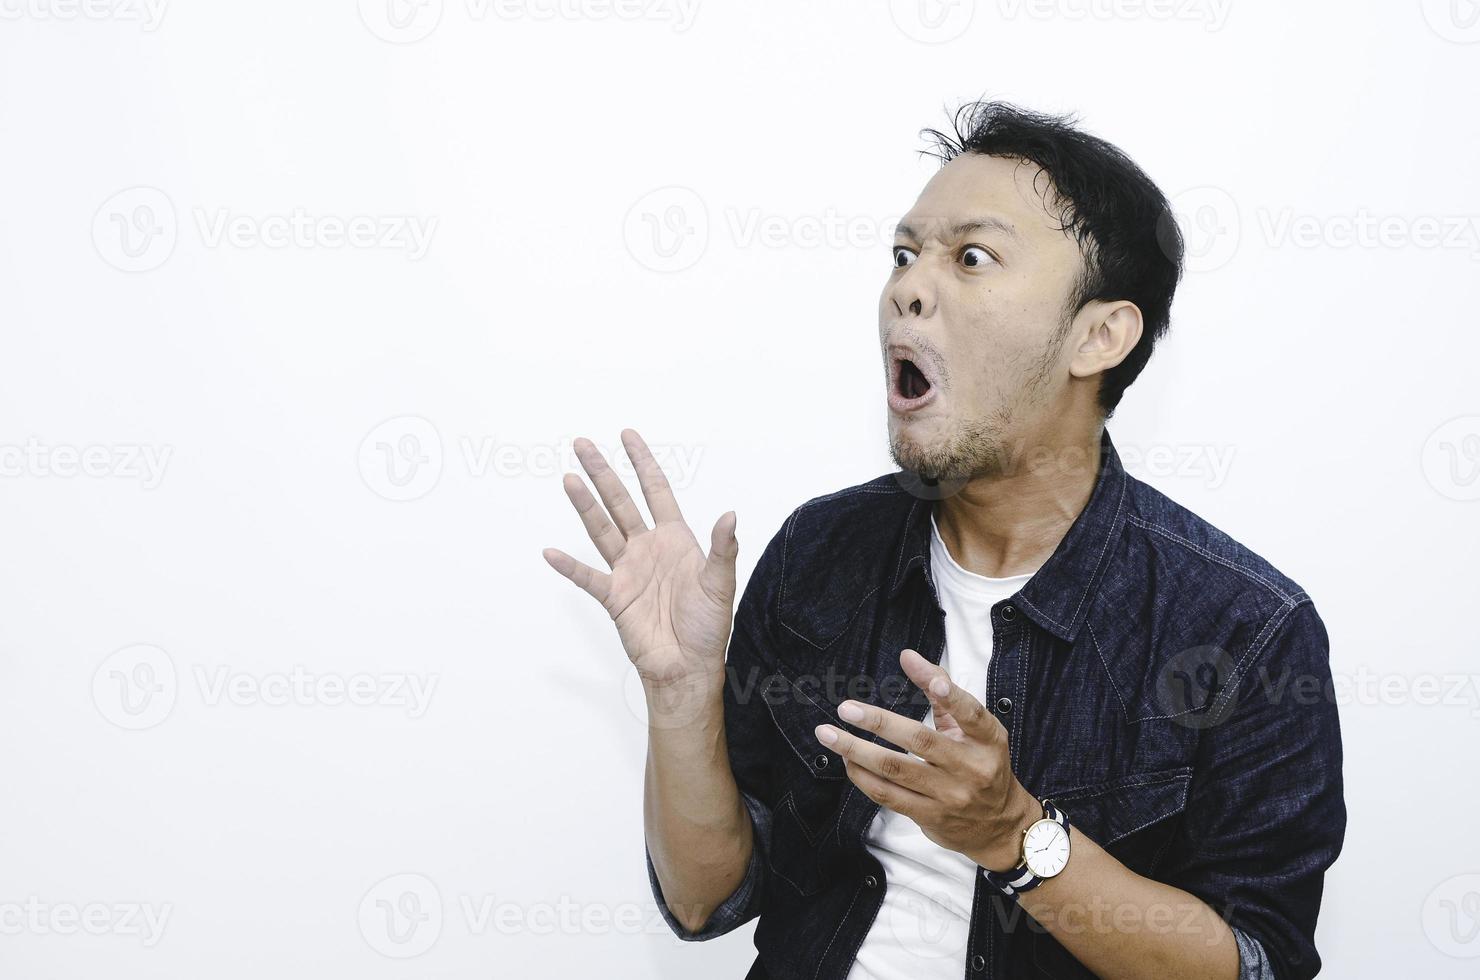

{"left": 900, "top": 648, "right": 1005, "bottom": 744}
{"left": 541, "top": 546, "right": 612, "bottom": 606}
{"left": 815, "top": 723, "right": 940, "bottom": 797}
{"left": 835, "top": 697, "right": 967, "bottom": 769}
{"left": 933, "top": 708, "right": 966, "bottom": 741}
{"left": 699, "top": 510, "right": 738, "bottom": 605}
{"left": 561, "top": 472, "right": 625, "bottom": 567}
{"left": 839, "top": 754, "right": 934, "bottom": 819}
{"left": 573, "top": 437, "right": 648, "bottom": 537}
{"left": 620, "top": 428, "right": 684, "bottom": 525}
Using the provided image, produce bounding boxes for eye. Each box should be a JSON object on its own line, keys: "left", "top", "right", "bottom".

{"left": 892, "top": 246, "right": 917, "bottom": 269}
{"left": 961, "top": 245, "right": 995, "bottom": 268}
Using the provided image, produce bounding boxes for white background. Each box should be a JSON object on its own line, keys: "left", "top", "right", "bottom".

{"left": 2, "top": 1, "right": 1478, "bottom": 977}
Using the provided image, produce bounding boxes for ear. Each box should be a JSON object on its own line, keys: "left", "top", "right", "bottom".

{"left": 1069, "top": 301, "right": 1143, "bottom": 380}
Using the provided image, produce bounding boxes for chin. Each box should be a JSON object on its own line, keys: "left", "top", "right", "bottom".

{"left": 889, "top": 413, "right": 1004, "bottom": 481}
{"left": 889, "top": 427, "right": 960, "bottom": 481}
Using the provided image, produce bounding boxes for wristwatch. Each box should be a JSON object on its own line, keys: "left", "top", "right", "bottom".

{"left": 982, "top": 799, "right": 1071, "bottom": 898}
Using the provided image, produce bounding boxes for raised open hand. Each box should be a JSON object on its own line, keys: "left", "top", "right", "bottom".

{"left": 542, "top": 429, "right": 738, "bottom": 691}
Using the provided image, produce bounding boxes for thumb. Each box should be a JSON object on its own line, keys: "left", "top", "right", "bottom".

{"left": 700, "top": 510, "right": 739, "bottom": 603}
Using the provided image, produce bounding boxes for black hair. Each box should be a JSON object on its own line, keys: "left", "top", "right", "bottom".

{"left": 921, "top": 100, "right": 1184, "bottom": 417}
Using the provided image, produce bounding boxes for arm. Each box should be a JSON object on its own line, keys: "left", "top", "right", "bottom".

{"left": 542, "top": 429, "right": 771, "bottom": 937}
{"left": 1149, "top": 599, "right": 1346, "bottom": 979}
{"left": 644, "top": 507, "right": 791, "bottom": 938}
{"left": 817, "top": 608, "right": 1343, "bottom": 979}
{"left": 641, "top": 673, "right": 754, "bottom": 932}
{"left": 1010, "top": 601, "right": 1342, "bottom": 978}
{"left": 1006, "top": 818, "right": 1240, "bottom": 979}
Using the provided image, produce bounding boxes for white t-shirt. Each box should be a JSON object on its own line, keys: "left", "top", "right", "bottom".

{"left": 846, "top": 510, "right": 1037, "bottom": 980}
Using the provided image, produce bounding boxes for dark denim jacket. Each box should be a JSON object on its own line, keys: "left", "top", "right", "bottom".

{"left": 646, "top": 429, "right": 1345, "bottom": 979}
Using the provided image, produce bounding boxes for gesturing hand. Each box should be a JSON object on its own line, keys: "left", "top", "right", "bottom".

{"left": 542, "top": 429, "right": 739, "bottom": 696}
{"left": 815, "top": 647, "right": 1039, "bottom": 872}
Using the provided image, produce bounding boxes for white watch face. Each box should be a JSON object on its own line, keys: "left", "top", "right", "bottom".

{"left": 1022, "top": 818, "right": 1070, "bottom": 878}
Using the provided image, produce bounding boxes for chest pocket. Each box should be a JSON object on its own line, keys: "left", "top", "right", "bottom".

{"left": 1029, "top": 767, "right": 1193, "bottom": 978}
{"left": 760, "top": 664, "right": 850, "bottom": 896}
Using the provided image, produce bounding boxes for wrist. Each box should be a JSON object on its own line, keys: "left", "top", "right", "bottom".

{"left": 641, "top": 666, "right": 724, "bottom": 730}
{"left": 973, "top": 785, "right": 1041, "bottom": 872}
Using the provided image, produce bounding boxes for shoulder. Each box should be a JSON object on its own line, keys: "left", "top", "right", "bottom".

{"left": 1089, "top": 475, "right": 1328, "bottom": 722}
{"left": 1119, "top": 475, "right": 1309, "bottom": 610}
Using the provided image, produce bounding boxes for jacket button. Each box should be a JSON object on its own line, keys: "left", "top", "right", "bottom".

{"left": 1000, "top": 603, "right": 1017, "bottom": 622}
{"left": 813, "top": 754, "right": 830, "bottom": 770}
{"left": 995, "top": 697, "right": 1013, "bottom": 714}
{"left": 863, "top": 875, "right": 878, "bottom": 888}
{"left": 971, "top": 953, "right": 986, "bottom": 971}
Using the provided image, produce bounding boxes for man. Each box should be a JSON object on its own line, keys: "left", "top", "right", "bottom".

{"left": 543, "top": 101, "right": 1345, "bottom": 979}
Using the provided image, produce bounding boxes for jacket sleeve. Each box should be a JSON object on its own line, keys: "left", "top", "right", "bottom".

{"left": 645, "top": 512, "right": 792, "bottom": 940}
{"left": 1160, "top": 598, "right": 1347, "bottom": 979}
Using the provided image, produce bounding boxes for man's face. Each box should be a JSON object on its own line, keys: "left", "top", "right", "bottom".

{"left": 880, "top": 152, "right": 1089, "bottom": 481}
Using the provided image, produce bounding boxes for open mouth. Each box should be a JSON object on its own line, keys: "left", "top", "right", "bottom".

{"left": 889, "top": 351, "right": 938, "bottom": 412}
{"left": 897, "top": 359, "right": 931, "bottom": 400}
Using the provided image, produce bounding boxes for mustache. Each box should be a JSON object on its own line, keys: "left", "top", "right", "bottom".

{"left": 883, "top": 329, "right": 950, "bottom": 387}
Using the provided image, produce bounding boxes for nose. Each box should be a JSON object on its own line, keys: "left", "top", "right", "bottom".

{"left": 886, "top": 264, "right": 936, "bottom": 320}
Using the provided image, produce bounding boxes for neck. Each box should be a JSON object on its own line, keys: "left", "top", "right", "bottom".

{"left": 933, "top": 424, "right": 1103, "bottom": 579}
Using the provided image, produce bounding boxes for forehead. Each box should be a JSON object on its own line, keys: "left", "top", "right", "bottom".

{"left": 899, "top": 152, "right": 1072, "bottom": 247}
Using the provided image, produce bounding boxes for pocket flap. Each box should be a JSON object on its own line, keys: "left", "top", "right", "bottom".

{"left": 1044, "top": 768, "right": 1192, "bottom": 846}
{"left": 761, "top": 667, "right": 847, "bottom": 781}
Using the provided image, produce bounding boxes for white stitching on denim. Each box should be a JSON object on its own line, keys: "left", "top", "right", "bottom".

{"left": 1046, "top": 768, "right": 1193, "bottom": 803}
{"left": 763, "top": 674, "right": 846, "bottom": 779}
{"left": 1131, "top": 595, "right": 1308, "bottom": 724}
{"left": 1124, "top": 515, "right": 1293, "bottom": 601}
{"left": 1053, "top": 770, "right": 1193, "bottom": 845}
{"left": 891, "top": 497, "right": 922, "bottom": 593}
{"left": 1014, "top": 464, "right": 1128, "bottom": 639}
{"left": 815, "top": 882, "right": 866, "bottom": 980}
{"left": 1207, "top": 594, "right": 1309, "bottom": 722}
{"left": 826, "top": 620, "right": 926, "bottom": 846}
{"left": 1086, "top": 623, "right": 1130, "bottom": 716}
{"left": 1065, "top": 464, "right": 1128, "bottom": 628}
{"left": 779, "top": 585, "right": 882, "bottom": 652}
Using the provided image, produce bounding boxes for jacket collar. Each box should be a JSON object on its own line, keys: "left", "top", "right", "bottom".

{"left": 888, "top": 427, "right": 1129, "bottom": 643}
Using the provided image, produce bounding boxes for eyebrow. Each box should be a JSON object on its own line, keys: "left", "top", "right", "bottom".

{"left": 894, "top": 217, "right": 1022, "bottom": 244}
